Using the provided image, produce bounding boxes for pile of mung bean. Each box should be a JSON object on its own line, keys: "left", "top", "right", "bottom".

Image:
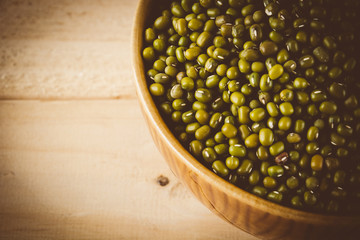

{"left": 142, "top": 0, "right": 360, "bottom": 214}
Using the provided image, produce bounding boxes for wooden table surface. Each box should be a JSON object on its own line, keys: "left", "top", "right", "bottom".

{"left": 0, "top": 1, "right": 259, "bottom": 239}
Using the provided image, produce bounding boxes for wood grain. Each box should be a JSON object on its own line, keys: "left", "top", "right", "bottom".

{"left": 0, "top": 0, "right": 137, "bottom": 99}
{"left": 0, "top": 100, "right": 256, "bottom": 239}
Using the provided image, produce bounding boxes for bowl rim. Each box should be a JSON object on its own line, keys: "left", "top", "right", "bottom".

{"left": 131, "top": 0, "right": 360, "bottom": 225}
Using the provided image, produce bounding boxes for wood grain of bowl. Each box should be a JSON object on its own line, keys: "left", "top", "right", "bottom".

{"left": 132, "top": 0, "right": 360, "bottom": 239}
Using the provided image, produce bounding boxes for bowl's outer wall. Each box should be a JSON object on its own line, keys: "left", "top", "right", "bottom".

{"left": 132, "top": 0, "right": 360, "bottom": 239}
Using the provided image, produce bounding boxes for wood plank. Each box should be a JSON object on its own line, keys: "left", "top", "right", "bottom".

{"left": 0, "top": 100, "right": 257, "bottom": 239}
{"left": 0, "top": 0, "right": 138, "bottom": 99}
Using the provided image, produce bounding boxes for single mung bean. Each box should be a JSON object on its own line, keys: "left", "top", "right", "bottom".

{"left": 283, "top": 60, "right": 297, "bottom": 73}
{"left": 295, "top": 31, "right": 307, "bottom": 43}
{"left": 229, "top": 144, "right": 247, "bottom": 157}
{"left": 251, "top": 62, "right": 265, "bottom": 72}
{"left": 214, "top": 143, "right": 229, "bottom": 155}
{"left": 249, "top": 24, "right": 263, "bottom": 41}
{"left": 269, "top": 141, "right": 285, "bottom": 156}
{"left": 228, "top": 80, "right": 240, "bottom": 92}
{"left": 221, "top": 123, "right": 238, "bottom": 138}
{"left": 214, "top": 131, "right": 226, "bottom": 143}
{"left": 256, "top": 146, "right": 269, "bottom": 161}
{"left": 277, "top": 49, "right": 289, "bottom": 64}
{"left": 269, "top": 17, "right": 285, "bottom": 31}
{"left": 275, "top": 152, "right": 289, "bottom": 165}
{"left": 182, "top": 110, "right": 196, "bottom": 124}
{"left": 304, "top": 191, "right": 317, "bottom": 205}
{"left": 259, "top": 40, "right": 278, "bottom": 56}
{"left": 337, "top": 124, "right": 353, "bottom": 137}
{"left": 202, "top": 147, "right": 217, "bottom": 163}
{"left": 291, "top": 196, "right": 303, "bottom": 208}
{"left": 259, "top": 128, "right": 274, "bottom": 146}
{"left": 267, "top": 191, "right": 283, "bottom": 203}
{"left": 226, "top": 66, "right": 240, "bottom": 79}
{"left": 180, "top": 77, "right": 195, "bottom": 91}
{"left": 238, "top": 106, "right": 251, "bottom": 124}
{"left": 149, "top": 83, "right": 165, "bottom": 96}
{"left": 268, "top": 165, "right": 284, "bottom": 178}
{"left": 249, "top": 72, "right": 260, "bottom": 88}
{"left": 329, "top": 82, "right": 346, "bottom": 99}
{"left": 205, "top": 75, "right": 220, "bottom": 89}
{"left": 244, "top": 133, "right": 260, "bottom": 148}
{"left": 305, "top": 177, "right": 319, "bottom": 193}
{"left": 307, "top": 126, "right": 319, "bottom": 141}
{"left": 259, "top": 91, "right": 271, "bottom": 105}
{"left": 252, "top": 186, "right": 268, "bottom": 197}
{"left": 336, "top": 148, "right": 349, "bottom": 158}
{"left": 259, "top": 74, "right": 273, "bottom": 92}
{"left": 287, "top": 133, "right": 301, "bottom": 143}
{"left": 294, "top": 119, "right": 306, "bottom": 133}
{"left": 196, "top": 32, "right": 212, "bottom": 48}
{"left": 185, "top": 47, "right": 202, "bottom": 61}
{"left": 237, "top": 159, "right": 253, "bottom": 175}
{"left": 313, "top": 46, "right": 330, "bottom": 63}
{"left": 240, "top": 48, "right": 261, "bottom": 62}
{"left": 266, "top": 102, "right": 279, "bottom": 117}
{"left": 323, "top": 36, "right": 337, "bottom": 50}
{"left": 247, "top": 99, "right": 259, "bottom": 109}
{"left": 232, "top": 23, "right": 245, "bottom": 38}
{"left": 205, "top": 58, "right": 218, "bottom": 72}
{"left": 286, "top": 39, "right": 299, "bottom": 53}
{"left": 299, "top": 55, "right": 315, "bottom": 68}
{"left": 287, "top": 176, "right": 299, "bottom": 190}
{"left": 250, "top": 108, "right": 266, "bottom": 122}
{"left": 142, "top": 47, "right": 156, "bottom": 62}
{"left": 213, "top": 48, "right": 230, "bottom": 61}
{"left": 310, "top": 90, "right": 327, "bottom": 102}
{"left": 279, "top": 102, "right": 294, "bottom": 116}
{"left": 278, "top": 116, "right": 292, "bottom": 131}
{"left": 249, "top": 170, "right": 260, "bottom": 185}
{"left": 299, "top": 154, "right": 309, "bottom": 169}
{"left": 154, "top": 15, "right": 170, "bottom": 30}
{"left": 189, "top": 140, "right": 204, "bottom": 157}
{"left": 212, "top": 160, "right": 229, "bottom": 177}
{"left": 216, "top": 64, "right": 228, "bottom": 76}
{"left": 330, "top": 132, "right": 346, "bottom": 146}
{"left": 194, "top": 88, "right": 212, "bottom": 103}
{"left": 344, "top": 95, "right": 358, "bottom": 109}
{"left": 293, "top": 77, "right": 309, "bottom": 89}
{"left": 230, "top": 92, "right": 245, "bottom": 106}
{"left": 328, "top": 67, "right": 342, "bottom": 79}
{"left": 306, "top": 142, "right": 319, "bottom": 155}
{"left": 269, "top": 64, "right": 284, "bottom": 80}
{"left": 239, "top": 124, "right": 251, "bottom": 140}
{"left": 263, "top": 176, "right": 277, "bottom": 189}
{"left": 195, "top": 125, "right": 211, "bottom": 140}
{"left": 238, "top": 58, "right": 251, "bottom": 73}
{"left": 269, "top": 31, "right": 283, "bottom": 43}
{"left": 343, "top": 58, "right": 357, "bottom": 72}
{"left": 279, "top": 89, "right": 294, "bottom": 102}
{"left": 319, "top": 101, "right": 337, "bottom": 114}
{"left": 195, "top": 109, "right": 209, "bottom": 125}
{"left": 186, "top": 122, "right": 201, "bottom": 134}
{"left": 225, "top": 156, "right": 240, "bottom": 170}
{"left": 209, "top": 113, "right": 223, "bottom": 129}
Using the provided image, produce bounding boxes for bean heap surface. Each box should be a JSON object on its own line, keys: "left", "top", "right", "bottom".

{"left": 142, "top": 0, "right": 360, "bottom": 214}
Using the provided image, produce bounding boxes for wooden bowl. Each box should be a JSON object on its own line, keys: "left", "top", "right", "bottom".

{"left": 132, "top": 1, "right": 360, "bottom": 239}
